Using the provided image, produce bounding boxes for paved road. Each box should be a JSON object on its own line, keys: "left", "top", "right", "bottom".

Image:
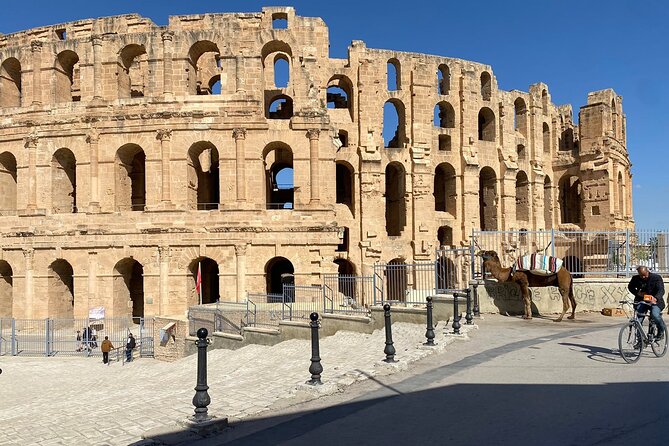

{"left": 172, "top": 314, "right": 669, "bottom": 446}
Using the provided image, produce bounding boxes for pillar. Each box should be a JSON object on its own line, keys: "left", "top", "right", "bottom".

{"left": 158, "top": 246, "right": 170, "bottom": 315}
{"left": 235, "top": 54, "right": 244, "bottom": 93}
{"left": 24, "top": 134, "right": 38, "bottom": 212}
{"left": 87, "top": 251, "right": 97, "bottom": 316}
{"left": 233, "top": 128, "right": 247, "bottom": 202}
{"left": 30, "top": 41, "right": 42, "bottom": 106}
{"left": 235, "top": 244, "right": 247, "bottom": 303}
{"left": 162, "top": 31, "right": 174, "bottom": 98}
{"left": 86, "top": 130, "right": 100, "bottom": 212}
{"left": 24, "top": 249, "right": 34, "bottom": 319}
{"left": 307, "top": 129, "right": 320, "bottom": 203}
{"left": 91, "top": 35, "right": 103, "bottom": 100}
{"left": 156, "top": 129, "right": 173, "bottom": 203}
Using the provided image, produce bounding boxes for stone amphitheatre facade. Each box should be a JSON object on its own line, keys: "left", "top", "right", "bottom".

{"left": 0, "top": 7, "right": 634, "bottom": 320}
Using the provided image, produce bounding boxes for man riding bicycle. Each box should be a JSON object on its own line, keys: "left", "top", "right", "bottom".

{"left": 628, "top": 265, "right": 666, "bottom": 340}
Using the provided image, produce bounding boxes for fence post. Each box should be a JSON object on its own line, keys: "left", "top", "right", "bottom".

{"left": 625, "top": 228, "right": 631, "bottom": 277}
{"left": 44, "top": 319, "right": 49, "bottom": 357}
{"left": 11, "top": 318, "right": 16, "bottom": 356}
{"left": 550, "top": 228, "right": 555, "bottom": 258}
{"left": 470, "top": 228, "right": 476, "bottom": 279}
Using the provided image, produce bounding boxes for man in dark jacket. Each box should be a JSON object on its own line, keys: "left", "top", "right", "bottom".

{"left": 125, "top": 333, "right": 136, "bottom": 362}
{"left": 628, "top": 265, "right": 666, "bottom": 339}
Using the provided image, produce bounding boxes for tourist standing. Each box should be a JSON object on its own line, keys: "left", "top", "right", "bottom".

{"left": 125, "top": 333, "right": 136, "bottom": 362}
{"left": 76, "top": 330, "right": 82, "bottom": 352}
{"left": 100, "top": 336, "right": 114, "bottom": 365}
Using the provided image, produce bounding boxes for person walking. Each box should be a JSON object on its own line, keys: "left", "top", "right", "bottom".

{"left": 100, "top": 336, "right": 114, "bottom": 365}
{"left": 125, "top": 333, "right": 136, "bottom": 362}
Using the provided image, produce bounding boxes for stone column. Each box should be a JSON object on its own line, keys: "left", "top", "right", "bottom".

{"left": 233, "top": 128, "right": 247, "bottom": 202}
{"left": 86, "top": 130, "right": 100, "bottom": 213}
{"left": 162, "top": 31, "right": 174, "bottom": 98}
{"left": 158, "top": 246, "right": 170, "bottom": 315}
{"left": 235, "top": 244, "right": 247, "bottom": 303}
{"left": 31, "top": 41, "right": 42, "bottom": 106}
{"left": 24, "top": 249, "right": 35, "bottom": 318}
{"left": 156, "top": 129, "right": 173, "bottom": 203}
{"left": 87, "top": 251, "right": 97, "bottom": 315}
{"left": 91, "top": 34, "right": 103, "bottom": 100}
{"left": 24, "top": 134, "right": 38, "bottom": 212}
{"left": 307, "top": 129, "right": 320, "bottom": 204}
{"left": 235, "top": 54, "right": 244, "bottom": 93}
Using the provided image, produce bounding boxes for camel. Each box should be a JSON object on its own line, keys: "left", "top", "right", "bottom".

{"left": 478, "top": 250, "right": 576, "bottom": 322}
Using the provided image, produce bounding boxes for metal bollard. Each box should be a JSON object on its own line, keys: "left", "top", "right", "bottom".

{"left": 465, "top": 288, "right": 473, "bottom": 325}
{"left": 383, "top": 303, "right": 397, "bottom": 362}
{"left": 425, "top": 296, "right": 436, "bottom": 346}
{"left": 191, "top": 327, "right": 212, "bottom": 423}
{"left": 307, "top": 312, "right": 323, "bottom": 385}
{"left": 452, "top": 292, "right": 463, "bottom": 335}
{"left": 472, "top": 282, "right": 480, "bottom": 316}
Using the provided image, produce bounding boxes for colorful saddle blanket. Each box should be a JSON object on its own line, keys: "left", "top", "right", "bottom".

{"left": 514, "top": 254, "right": 563, "bottom": 276}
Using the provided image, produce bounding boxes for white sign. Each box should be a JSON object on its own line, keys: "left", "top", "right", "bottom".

{"left": 89, "top": 307, "right": 105, "bottom": 320}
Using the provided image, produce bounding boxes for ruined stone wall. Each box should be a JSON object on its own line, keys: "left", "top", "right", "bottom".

{"left": 0, "top": 7, "right": 634, "bottom": 319}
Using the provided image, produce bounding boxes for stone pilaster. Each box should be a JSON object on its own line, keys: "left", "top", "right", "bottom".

{"left": 162, "top": 31, "right": 174, "bottom": 98}
{"left": 235, "top": 244, "right": 248, "bottom": 303}
{"left": 87, "top": 251, "right": 97, "bottom": 316}
{"left": 86, "top": 130, "right": 100, "bottom": 212}
{"left": 24, "top": 134, "right": 38, "bottom": 212}
{"left": 307, "top": 129, "right": 320, "bottom": 204}
{"left": 91, "top": 35, "right": 103, "bottom": 100}
{"left": 233, "top": 128, "right": 247, "bottom": 202}
{"left": 158, "top": 246, "right": 170, "bottom": 315}
{"left": 30, "top": 41, "right": 42, "bottom": 106}
{"left": 24, "top": 249, "right": 35, "bottom": 318}
{"left": 156, "top": 129, "right": 173, "bottom": 203}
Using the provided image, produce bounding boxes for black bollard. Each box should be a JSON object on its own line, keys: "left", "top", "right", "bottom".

{"left": 307, "top": 312, "right": 323, "bottom": 385}
{"left": 425, "top": 296, "right": 436, "bottom": 346}
{"left": 472, "top": 282, "right": 480, "bottom": 316}
{"left": 383, "top": 303, "right": 397, "bottom": 362}
{"left": 452, "top": 292, "right": 463, "bottom": 335}
{"left": 191, "top": 327, "right": 211, "bottom": 423}
{"left": 465, "top": 288, "right": 473, "bottom": 325}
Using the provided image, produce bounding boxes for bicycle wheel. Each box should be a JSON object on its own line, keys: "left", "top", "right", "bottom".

{"left": 651, "top": 325, "right": 668, "bottom": 358}
{"left": 619, "top": 323, "right": 642, "bottom": 364}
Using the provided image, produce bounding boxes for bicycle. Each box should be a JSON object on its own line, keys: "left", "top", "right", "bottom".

{"left": 618, "top": 298, "right": 668, "bottom": 364}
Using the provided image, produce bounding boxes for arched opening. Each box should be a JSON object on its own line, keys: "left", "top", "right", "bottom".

{"left": 208, "top": 75, "right": 221, "bottom": 94}
{"left": 334, "top": 258, "right": 356, "bottom": 302}
{"left": 118, "top": 44, "right": 148, "bottom": 98}
{"left": 438, "top": 225, "right": 453, "bottom": 247}
{"left": 480, "top": 71, "right": 491, "bottom": 100}
{"left": 0, "top": 58, "right": 22, "bottom": 107}
{"left": 189, "top": 257, "right": 219, "bottom": 305}
{"left": 264, "top": 143, "right": 294, "bottom": 209}
{"left": 433, "top": 101, "right": 455, "bottom": 128}
{"left": 266, "top": 95, "right": 293, "bottom": 119}
{"left": 54, "top": 50, "right": 80, "bottom": 102}
{"left": 559, "top": 175, "right": 582, "bottom": 225}
{"left": 514, "top": 98, "right": 527, "bottom": 136}
{"left": 336, "top": 162, "right": 354, "bottom": 213}
{"left": 386, "top": 258, "right": 407, "bottom": 302}
{"left": 515, "top": 171, "right": 529, "bottom": 222}
{"left": 0, "top": 261, "right": 13, "bottom": 318}
{"left": 517, "top": 144, "right": 526, "bottom": 160}
{"left": 436, "top": 254, "right": 457, "bottom": 292}
{"left": 0, "top": 152, "right": 17, "bottom": 213}
{"left": 544, "top": 176, "right": 553, "bottom": 229}
{"left": 542, "top": 89, "right": 549, "bottom": 114}
{"left": 387, "top": 58, "right": 401, "bottom": 91}
{"left": 272, "top": 13, "right": 288, "bottom": 29}
{"left": 48, "top": 259, "right": 74, "bottom": 318}
{"left": 326, "top": 75, "right": 353, "bottom": 119}
{"left": 478, "top": 107, "right": 495, "bottom": 141}
{"left": 265, "top": 257, "right": 294, "bottom": 296}
{"left": 187, "top": 40, "right": 221, "bottom": 95}
{"left": 383, "top": 99, "right": 405, "bottom": 148}
{"left": 543, "top": 122, "right": 551, "bottom": 153}
{"left": 187, "top": 142, "right": 220, "bottom": 210}
{"left": 51, "top": 148, "right": 76, "bottom": 214}
{"left": 115, "top": 144, "right": 145, "bottom": 211}
{"left": 479, "top": 167, "right": 498, "bottom": 230}
{"left": 437, "top": 64, "right": 450, "bottom": 95}
{"left": 336, "top": 129, "right": 348, "bottom": 148}
{"left": 273, "top": 55, "right": 290, "bottom": 88}
{"left": 113, "top": 258, "right": 144, "bottom": 319}
{"left": 617, "top": 171, "right": 624, "bottom": 215}
{"left": 560, "top": 127, "right": 574, "bottom": 151}
{"left": 385, "top": 162, "right": 406, "bottom": 236}
{"left": 434, "top": 163, "right": 456, "bottom": 215}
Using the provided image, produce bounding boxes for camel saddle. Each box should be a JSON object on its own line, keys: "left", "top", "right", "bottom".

{"left": 512, "top": 254, "right": 563, "bottom": 276}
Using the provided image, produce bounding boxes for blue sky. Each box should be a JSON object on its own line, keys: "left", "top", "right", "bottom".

{"left": 2, "top": 0, "right": 667, "bottom": 228}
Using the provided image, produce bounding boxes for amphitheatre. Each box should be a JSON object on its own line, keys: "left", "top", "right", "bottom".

{"left": 0, "top": 6, "right": 634, "bottom": 325}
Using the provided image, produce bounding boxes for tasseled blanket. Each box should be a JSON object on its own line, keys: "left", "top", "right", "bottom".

{"left": 513, "top": 254, "right": 563, "bottom": 276}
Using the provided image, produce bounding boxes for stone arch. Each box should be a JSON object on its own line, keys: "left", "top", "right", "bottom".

{"left": 265, "top": 256, "right": 294, "bottom": 296}
{"left": 544, "top": 176, "right": 553, "bottom": 229}
{"left": 479, "top": 167, "right": 498, "bottom": 230}
{"left": 0, "top": 57, "right": 21, "bottom": 107}
{"left": 115, "top": 144, "right": 146, "bottom": 212}
{"left": 266, "top": 94, "right": 293, "bottom": 119}
{"left": 113, "top": 257, "right": 144, "bottom": 319}
{"left": 385, "top": 162, "right": 406, "bottom": 236}
{"left": 51, "top": 148, "right": 77, "bottom": 214}
{"left": 187, "top": 141, "right": 220, "bottom": 210}
{"left": 0, "top": 260, "right": 13, "bottom": 318}
{"left": 261, "top": 40, "right": 292, "bottom": 90}
{"left": 187, "top": 40, "right": 221, "bottom": 95}
{"left": 515, "top": 170, "right": 529, "bottom": 222}
{"left": 478, "top": 107, "right": 495, "bottom": 141}
{"left": 438, "top": 225, "right": 453, "bottom": 247}
{"left": 387, "top": 58, "right": 401, "bottom": 91}
{"left": 273, "top": 54, "right": 289, "bottom": 88}
{"left": 118, "top": 44, "right": 148, "bottom": 98}
{"left": 188, "top": 257, "right": 219, "bottom": 305}
{"left": 383, "top": 99, "right": 405, "bottom": 148}
{"left": 48, "top": 259, "right": 74, "bottom": 318}
{"left": 543, "top": 122, "right": 551, "bottom": 153}
{"left": 327, "top": 75, "right": 354, "bottom": 119}
{"left": 434, "top": 101, "right": 455, "bottom": 128}
{"left": 560, "top": 127, "right": 574, "bottom": 151}
{"left": 437, "top": 64, "right": 450, "bottom": 95}
{"left": 263, "top": 142, "right": 294, "bottom": 209}
{"left": 386, "top": 258, "right": 407, "bottom": 302}
{"left": 480, "top": 71, "right": 491, "bottom": 100}
{"left": 559, "top": 174, "right": 582, "bottom": 225}
{"left": 54, "top": 50, "right": 80, "bottom": 103}
{"left": 434, "top": 162, "right": 456, "bottom": 215}
{"left": 336, "top": 161, "right": 354, "bottom": 214}
{"left": 514, "top": 97, "right": 527, "bottom": 136}
{"left": 0, "top": 151, "right": 17, "bottom": 213}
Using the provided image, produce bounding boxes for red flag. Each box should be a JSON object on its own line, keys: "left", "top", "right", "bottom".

{"left": 195, "top": 262, "right": 202, "bottom": 295}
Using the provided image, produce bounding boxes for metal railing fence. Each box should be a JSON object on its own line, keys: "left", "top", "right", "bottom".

{"left": 187, "top": 302, "right": 249, "bottom": 336}
{"left": 322, "top": 274, "right": 373, "bottom": 315}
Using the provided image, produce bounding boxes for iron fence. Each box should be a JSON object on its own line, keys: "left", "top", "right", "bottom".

{"left": 323, "top": 274, "right": 373, "bottom": 315}
{"left": 246, "top": 293, "right": 285, "bottom": 328}
{"left": 436, "top": 247, "right": 471, "bottom": 293}
{"left": 282, "top": 284, "right": 323, "bottom": 322}
{"left": 187, "top": 302, "right": 249, "bottom": 336}
{"left": 373, "top": 261, "right": 437, "bottom": 305}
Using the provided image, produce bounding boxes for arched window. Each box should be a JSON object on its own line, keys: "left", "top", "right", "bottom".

{"left": 54, "top": 50, "right": 80, "bottom": 102}
{"left": 51, "top": 148, "right": 77, "bottom": 214}
{"left": 113, "top": 258, "right": 144, "bottom": 318}
{"left": 383, "top": 99, "right": 405, "bottom": 148}
{"left": 265, "top": 256, "right": 294, "bottom": 296}
{"left": 48, "top": 259, "right": 74, "bottom": 318}
{"left": 0, "top": 58, "right": 22, "bottom": 107}
{"left": 516, "top": 171, "right": 529, "bottom": 222}
{"left": 559, "top": 175, "right": 582, "bottom": 225}
{"left": 387, "top": 58, "right": 401, "bottom": 91}
{"left": 480, "top": 71, "right": 491, "bottom": 100}
{"left": 261, "top": 40, "right": 292, "bottom": 90}
{"left": 326, "top": 75, "right": 354, "bottom": 119}
{"left": 386, "top": 258, "right": 407, "bottom": 302}
{"left": 544, "top": 176, "right": 552, "bottom": 229}
{"left": 115, "top": 144, "right": 145, "bottom": 211}
{"left": 433, "top": 101, "right": 455, "bottom": 128}
{"left": 517, "top": 144, "right": 526, "bottom": 160}
{"left": 437, "top": 64, "right": 450, "bottom": 95}
{"left": 187, "top": 41, "right": 221, "bottom": 95}
{"left": 118, "top": 44, "right": 148, "bottom": 98}
{"left": 478, "top": 107, "right": 495, "bottom": 141}
{"left": 385, "top": 162, "right": 406, "bottom": 236}
{"left": 438, "top": 226, "right": 453, "bottom": 247}
{"left": 434, "top": 163, "right": 456, "bottom": 215}
{"left": 0, "top": 261, "right": 12, "bottom": 318}
{"left": 560, "top": 128, "right": 574, "bottom": 151}
{"left": 541, "top": 89, "right": 548, "bottom": 115}
{"left": 187, "top": 142, "right": 220, "bottom": 210}
{"left": 267, "top": 95, "right": 293, "bottom": 119}
{"left": 543, "top": 122, "right": 551, "bottom": 153}
{"left": 0, "top": 152, "right": 17, "bottom": 213}
{"left": 274, "top": 55, "right": 289, "bottom": 88}
{"left": 189, "top": 257, "right": 219, "bottom": 305}
{"left": 514, "top": 98, "right": 527, "bottom": 136}
{"left": 336, "top": 162, "right": 354, "bottom": 214}
{"left": 479, "top": 167, "right": 497, "bottom": 230}
{"left": 264, "top": 143, "right": 294, "bottom": 209}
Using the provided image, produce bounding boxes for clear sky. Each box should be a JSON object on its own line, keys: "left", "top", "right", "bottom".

{"left": 2, "top": 0, "right": 667, "bottom": 228}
